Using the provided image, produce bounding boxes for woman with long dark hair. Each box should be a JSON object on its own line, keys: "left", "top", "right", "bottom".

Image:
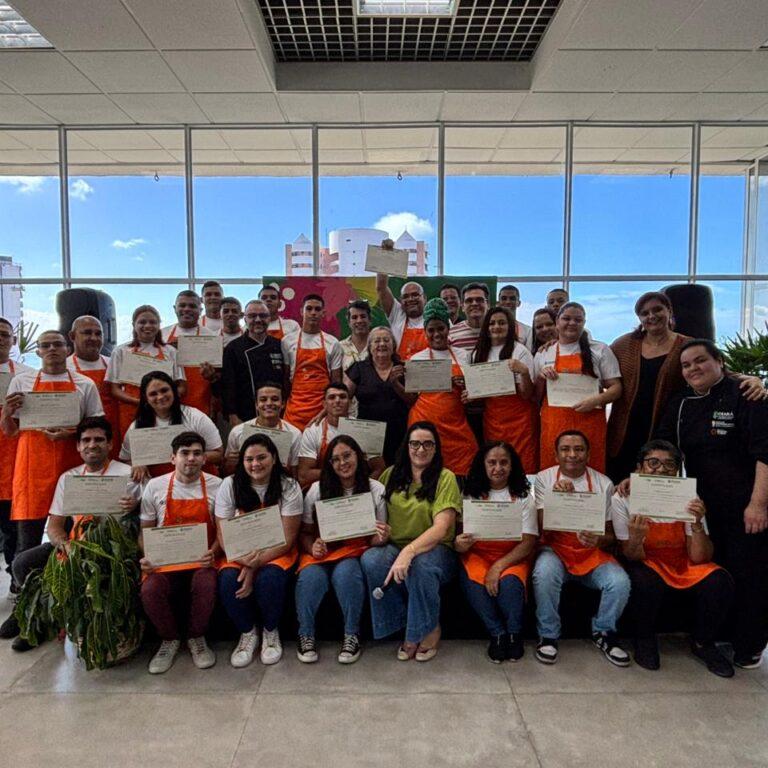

{"left": 531, "top": 307, "right": 557, "bottom": 355}
{"left": 214, "top": 434, "right": 303, "bottom": 668}
{"left": 360, "top": 421, "right": 461, "bottom": 661}
{"left": 295, "top": 435, "right": 389, "bottom": 664}
{"left": 456, "top": 442, "right": 538, "bottom": 663}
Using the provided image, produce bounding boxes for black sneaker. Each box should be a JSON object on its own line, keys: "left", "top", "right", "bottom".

{"left": 9, "top": 581, "right": 20, "bottom": 596}
{"left": 536, "top": 638, "right": 559, "bottom": 664}
{"left": 338, "top": 634, "right": 361, "bottom": 664}
{"left": 692, "top": 642, "right": 734, "bottom": 678}
{"left": 592, "top": 632, "right": 631, "bottom": 667}
{"left": 0, "top": 613, "right": 20, "bottom": 639}
{"left": 633, "top": 637, "right": 660, "bottom": 671}
{"left": 733, "top": 650, "right": 763, "bottom": 670}
{"left": 296, "top": 635, "right": 318, "bottom": 663}
{"left": 487, "top": 634, "right": 507, "bottom": 664}
{"left": 11, "top": 635, "right": 33, "bottom": 653}
{"left": 507, "top": 633, "right": 524, "bottom": 662}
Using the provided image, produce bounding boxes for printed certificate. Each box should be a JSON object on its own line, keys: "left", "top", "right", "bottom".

{"left": 464, "top": 360, "right": 516, "bottom": 399}
{"left": 219, "top": 505, "right": 286, "bottom": 561}
{"left": 62, "top": 475, "right": 129, "bottom": 516}
{"left": 404, "top": 358, "right": 452, "bottom": 393}
{"left": 546, "top": 373, "right": 600, "bottom": 408}
{"left": 338, "top": 416, "right": 386, "bottom": 457}
{"left": 18, "top": 392, "right": 80, "bottom": 430}
{"left": 365, "top": 244, "right": 409, "bottom": 277}
{"left": 462, "top": 499, "right": 522, "bottom": 541}
{"left": 630, "top": 473, "right": 697, "bottom": 522}
{"left": 240, "top": 423, "right": 294, "bottom": 466}
{"left": 176, "top": 335, "right": 223, "bottom": 367}
{"left": 542, "top": 489, "right": 606, "bottom": 533}
{"left": 315, "top": 492, "right": 377, "bottom": 543}
{"left": 119, "top": 353, "right": 175, "bottom": 387}
{"left": 129, "top": 425, "right": 188, "bottom": 466}
{"left": 143, "top": 523, "right": 209, "bottom": 567}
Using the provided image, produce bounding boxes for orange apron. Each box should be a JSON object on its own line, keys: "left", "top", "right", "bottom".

{"left": 11, "top": 371, "right": 82, "bottom": 521}
{"left": 167, "top": 325, "right": 212, "bottom": 416}
{"left": 284, "top": 331, "right": 330, "bottom": 432}
{"left": 641, "top": 520, "right": 720, "bottom": 589}
{"left": 462, "top": 541, "right": 531, "bottom": 590}
{"left": 0, "top": 361, "right": 19, "bottom": 501}
{"left": 408, "top": 349, "right": 477, "bottom": 476}
{"left": 268, "top": 317, "right": 286, "bottom": 341}
{"left": 116, "top": 344, "right": 168, "bottom": 438}
{"left": 72, "top": 355, "right": 120, "bottom": 459}
{"left": 539, "top": 344, "right": 606, "bottom": 472}
{"left": 297, "top": 536, "right": 369, "bottom": 572}
{"left": 541, "top": 469, "right": 615, "bottom": 576}
{"left": 397, "top": 323, "right": 428, "bottom": 361}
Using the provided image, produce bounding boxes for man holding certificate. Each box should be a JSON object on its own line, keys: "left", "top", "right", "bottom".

{"left": 532, "top": 430, "right": 630, "bottom": 667}
{"left": 611, "top": 440, "right": 734, "bottom": 677}
{"left": 1, "top": 330, "right": 103, "bottom": 560}
{"left": 0, "top": 417, "right": 141, "bottom": 651}
{"left": 139, "top": 431, "right": 222, "bottom": 675}
{"left": 296, "top": 435, "right": 388, "bottom": 664}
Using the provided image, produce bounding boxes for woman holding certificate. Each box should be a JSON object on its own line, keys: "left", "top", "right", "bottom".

{"left": 407, "top": 299, "right": 477, "bottom": 477}
{"left": 534, "top": 302, "right": 622, "bottom": 472}
{"left": 214, "top": 434, "right": 303, "bottom": 667}
{"left": 119, "top": 372, "right": 222, "bottom": 481}
{"left": 612, "top": 439, "right": 734, "bottom": 677}
{"left": 456, "top": 442, "right": 538, "bottom": 663}
{"left": 360, "top": 422, "right": 461, "bottom": 661}
{"left": 470, "top": 307, "right": 537, "bottom": 473}
{"left": 296, "top": 435, "right": 389, "bottom": 664}
{"left": 105, "top": 305, "right": 185, "bottom": 438}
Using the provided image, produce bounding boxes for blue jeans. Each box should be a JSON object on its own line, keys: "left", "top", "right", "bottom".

{"left": 219, "top": 564, "right": 291, "bottom": 633}
{"left": 360, "top": 544, "right": 457, "bottom": 644}
{"left": 531, "top": 548, "right": 631, "bottom": 639}
{"left": 295, "top": 557, "right": 366, "bottom": 637}
{"left": 459, "top": 568, "right": 525, "bottom": 637}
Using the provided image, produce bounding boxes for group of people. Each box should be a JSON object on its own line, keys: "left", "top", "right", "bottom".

{"left": 0, "top": 271, "right": 766, "bottom": 680}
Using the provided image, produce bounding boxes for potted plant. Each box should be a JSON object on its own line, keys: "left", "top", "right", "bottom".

{"left": 14, "top": 319, "right": 39, "bottom": 363}
{"left": 722, "top": 324, "right": 768, "bottom": 383}
{"left": 15, "top": 515, "right": 143, "bottom": 671}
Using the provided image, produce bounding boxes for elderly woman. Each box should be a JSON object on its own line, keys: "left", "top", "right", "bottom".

{"left": 344, "top": 326, "right": 415, "bottom": 465}
{"left": 655, "top": 339, "right": 768, "bottom": 670}
{"left": 360, "top": 421, "right": 461, "bottom": 661}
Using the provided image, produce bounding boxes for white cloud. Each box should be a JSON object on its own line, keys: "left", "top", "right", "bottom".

{"left": 70, "top": 178, "right": 94, "bottom": 201}
{"left": 131, "top": 255, "right": 145, "bottom": 262}
{"left": 112, "top": 238, "right": 146, "bottom": 250}
{"left": 0, "top": 176, "right": 46, "bottom": 194}
{"left": 373, "top": 211, "right": 434, "bottom": 241}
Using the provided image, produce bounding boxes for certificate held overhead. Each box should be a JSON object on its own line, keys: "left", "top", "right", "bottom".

{"left": 365, "top": 244, "right": 409, "bottom": 277}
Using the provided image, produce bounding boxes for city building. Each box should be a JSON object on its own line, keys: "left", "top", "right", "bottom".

{"left": 0, "top": 255, "right": 23, "bottom": 331}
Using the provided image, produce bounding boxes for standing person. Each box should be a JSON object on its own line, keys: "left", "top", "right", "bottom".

{"left": 221, "top": 299, "right": 287, "bottom": 426}
{"left": 67, "top": 316, "right": 120, "bottom": 459}
{"left": 260, "top": 284, "right": 300, "bottom": 341}
{"left": 655, "top": 339, "right": 768, "bottom": 669}
{"left": 612, "top": 439, "right": 734, "bottom": 677}
{"left": 200, "top": 280, "right": 224, "bottom": 333}
{"left": 0, "top": 318, "right": 34, "bottom": 590}
{"left": 447, "top": 282, "right": 489, "bottom": 350}
{"left": 408, "top": 299, "right": 477, "bottom": 478}
{"left": 532, "top": 430, "right": 630, "bottom": 666}
{"left": 456, "top": 442, "right": 538, "bottom": 663}
{"left": 162, "top": 290, "right": 218, "bottom": 416}
{"left": 546, "top": 288, "right": 569, "bottom": 315}
{"left": 1, "top": 330, "right": 103, "bottom": 557}
{"left": 360, "top": 422, "right": 461, "bottom": 661}
{"left": 531, "top": 308, "right": 557, "bottom": 355}
{"left": 471, "top": 307, "right": 538, "bottom": 473}
{"left": 219, "top": 296, "right": 244, "bottom": 347}
{"left": 140, "top": 432, "right": 222, "bottom": 674}
{"left": 498, "top": 285, "right": 533, "bottom": 350}
{"left": 296, "top": 435, "right": 389, "bottom": 664}
{"left": 215, "top": 434, "right": 303, "bottom": 667}
{"left": 106, "top": 304, "right": 185, "bottom": 438}
{"left": 439, "top": 283, "right": 462, "bottom": 325}
{"left": 339, "top": 300, "right": 371, "bottom": 371}
{"left": 283, "top": 294, "right": 343, "bottom": 432}
{"left": 534, "top": 302, "right": 622, "bottom": 473}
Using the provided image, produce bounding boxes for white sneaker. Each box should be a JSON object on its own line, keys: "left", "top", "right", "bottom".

{"left": 230, "top": 628, "right": 260, "bottom": 668}
{"left": 260, "top": 628, "right": 283, "bottom": 665}
{"left": 148, "top": 639, "right": 180, "bottom": 674}
{"left": 187, "top": 636, "right": 216, "bottom": 669}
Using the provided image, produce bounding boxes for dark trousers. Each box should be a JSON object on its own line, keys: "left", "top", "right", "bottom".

{"left": 0, "top": 500, "right": 16, "bottom": 572}
{"left": 624, "top": 560, "right": 734, "bottom": 645}
{"left": 219, "top": 564, "right": 291, "bottom": 633}
{"left": 11, "top": 542, "right": 54, "bottom": 590}
{"left": 16, "top": 519, "right": 47, "bottom": 558}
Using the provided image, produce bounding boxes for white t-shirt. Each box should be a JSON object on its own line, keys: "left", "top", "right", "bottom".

{"left": 534, "top": 465, "right": 614, "bottom": 521}
{"left": 214, "top": 475, "right": 303, "bottom": 519}
{"left": 49, "top": 460, "right": 142, "bottom": 517}
{"left": 222, "top": 330, "right": 243, "bottom": 348}
{"left": 119, "top": 404, "right": 222, "bottom": 462}
{"left": 299, "top": 419, "right": 341, "bottom": 461}
{"left": 465, "top": 487, "right": 539, "bottom": 536}
{"left": 140, "top": 471, "right": 222, "bottom": 526}
{"left": 281, "top": 330, "right": 343, "bottom": 378}
{"left": 161, "top": 323, "right": 217, "bottom": 341}
{"left": 409, "top": 345, "right": 470, "bottom": 372}
{"left": 268, "top": 317, "right": 300, "bottom": 338}
{"left": 105, "top": 342, "right": 185, "bottom": 383}
{"left": 387, "top": 300, "right": 424, "bottom": 347}
{"left": 302, "top": 478, "right": 387, "bottom": 525}
{"left": 226, "top": 418, "right": 301, "bottom": 467}
{"left": 66, "top": 354, "right": 108, "bottom": 372}
{"left": 533, "top": 340, "right": 621, "bottom": 382}
{"left": 0, "top": 360, "right": 34, "bottom": 377}
{"left": 471, "top": 342, "right": 534, "bottom": 384}
{"left": 7, "top": 369, "right": 104, "bottom": 420}
{"left": 610, "top": 492, "right": 705, "bottom": 539}
{"left": 516, "top": 321, "right": 534, "bottom": 351}
{"left": 201, "top": 316, "right": 223, "bottom": 333}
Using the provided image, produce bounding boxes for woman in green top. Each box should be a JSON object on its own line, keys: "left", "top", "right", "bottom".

{"left": 361, "top": 421, "right": 461, "bottom": 661}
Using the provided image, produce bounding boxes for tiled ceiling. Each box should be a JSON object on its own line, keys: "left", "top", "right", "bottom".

{"left": 257, "top": 0, "right": 562, "bottom": 62}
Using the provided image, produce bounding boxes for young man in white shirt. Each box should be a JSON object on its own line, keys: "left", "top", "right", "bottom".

{"left": 200, "top": 280, "right": 224, "bottom": 333}
{"left": 220, "top": 296, "right": 244, "bottom": 347}
{"left": 260, "top": 285, "right": 300, "bottom": 341}
{"left": 498, "top": 284, "right": 533, "bottom": 351}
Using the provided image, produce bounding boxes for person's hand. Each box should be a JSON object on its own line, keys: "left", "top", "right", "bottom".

{"left": 744, "top": 502, "right": 768, "bottom": 534}
{"left": 372, "top": 521, "right": 390, "bottom": 546}
{"left": 41, "top": 427, "right": 72, "bottom": 442}
{"left": 451, "top": 374, "right": 466, "bottom": 391}
{"left": 484, "top": 562, "right": 503, "bottom": 597}
{"left": 384, "top": 546, "right": 414, "bottom": 585}
{"left": 739, "top": 376, "right": 768, "bottom": 402}
{"left": 239, "top": 549, "right": 262, "bottom": 570}
{"left": 139, "top": 556, "right": 155, "bottom": 573}
{"left": 616, "top": 477, "right": 631, "bottom": 498}
{"left": 539, "top": 365, "right": 558, "bottom": 381}
{"left": 686, "top": 498, "right": 706, "bottom": 525}
{"left": 572, "top": 396, "right": 602, "bottom": 413}
{"left": 627, "top": 514, "right": 649, "bottom": 542}
{"left": 388, "top": 364, "right": 405, "bottom": 385}
{"left": 235, "top": 567, "right": 254, "bottom": 599}
{"left": 132, "top": 465, "right": 151, "bottom": 483}
{"left": 577, "top": 531, "right": 601, "bottom": 547}
{"left": 460, "top": 388, "right": 470, "bottom": 405}
{"left": 199, "top": 547, "right": 215, "bottom": 569}
{"left": 311, "top": 538, "right": 328, "bottom": 559}
{"left": 381, "top": 238, "right": 395, "bottom": 251}
{"left": 118, "top": 494, "right": 136, "bottom": 513}
{"left": 200, "top": 362, "right": 219, "bottom": 382}
{"left": 508, "top": 359, "right": 529, "bottom": 376}
{"left": 3, "top": 392, "right": 23, "bottom": 416}
{"left": 55, "top": 540, "right": 72, "bottom": 556}
{"left": 552, "top": 478, "right": 575, "bottom": 493}
{"left": 454, "top": 532, "right": 476, "bottom": 553}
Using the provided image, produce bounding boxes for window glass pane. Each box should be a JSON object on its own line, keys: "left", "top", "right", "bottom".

{"left": 68, "top": 129, "right": 187, "bottom": 278}
{"left": 571, "top": 127, "right": 691, "bottom": 276}
{"left": 445, "top": 127, "right": 565, "bottom": 276}
{"left": 745, "top": 280, "right": 767, "bottom": 333}
{"left": 12, "top": 283, "right": 63, "bottom": 368}
{"left": 319, "top": 127, "right": 437, "bottom": 276}
{"left": 193, "top": 128, "right": 312, "bottom": 279}
{"left": 494, "top": 280, "right": 564, "bottom": 324}
{"left": 699, "top": 280, "right": 744, "bottom": 342}
{"left": 0, "top": 129, "right": 61, "bottom": 278}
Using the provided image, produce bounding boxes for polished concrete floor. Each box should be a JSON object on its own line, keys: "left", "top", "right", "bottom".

{"left": 1, "top": 572, "right": 767, "bottom": 768}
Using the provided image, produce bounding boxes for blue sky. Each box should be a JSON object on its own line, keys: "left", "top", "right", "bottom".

{"left": 0, "top": 169, "right": 753, "bottom": 351}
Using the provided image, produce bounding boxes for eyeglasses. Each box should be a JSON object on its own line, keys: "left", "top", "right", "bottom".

{"left": 408, "top": 439, "right": 436, "bottom": 452}
{"left": 331, "top": 451, "right": 355, "bottom": 465}
{"left": 643, "top": 457, "right": 679, "bottom": 471}
{"left": 245, "top": 312, "right": 270, "bottom": 321}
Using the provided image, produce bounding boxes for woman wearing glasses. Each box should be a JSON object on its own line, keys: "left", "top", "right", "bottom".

{"left": 360, "top": 421, "right": 461, "bottom": 661}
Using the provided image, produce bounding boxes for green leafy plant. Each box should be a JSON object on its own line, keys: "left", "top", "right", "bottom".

{"left": 722, "top": 324, "right": 768, "bottom": 381}
{"left": 14, "top": 319, "right": 40, "bottom": 358}
{"left": 15, "top": 515, "right": 143, "bottom": 671}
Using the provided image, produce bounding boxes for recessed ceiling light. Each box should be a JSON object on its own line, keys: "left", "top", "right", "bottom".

{"left": 357, "top": 0, "right": 457, "bottom": 17}
{"left": 0, "top": 2, "right": 52, "bottom": 48}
